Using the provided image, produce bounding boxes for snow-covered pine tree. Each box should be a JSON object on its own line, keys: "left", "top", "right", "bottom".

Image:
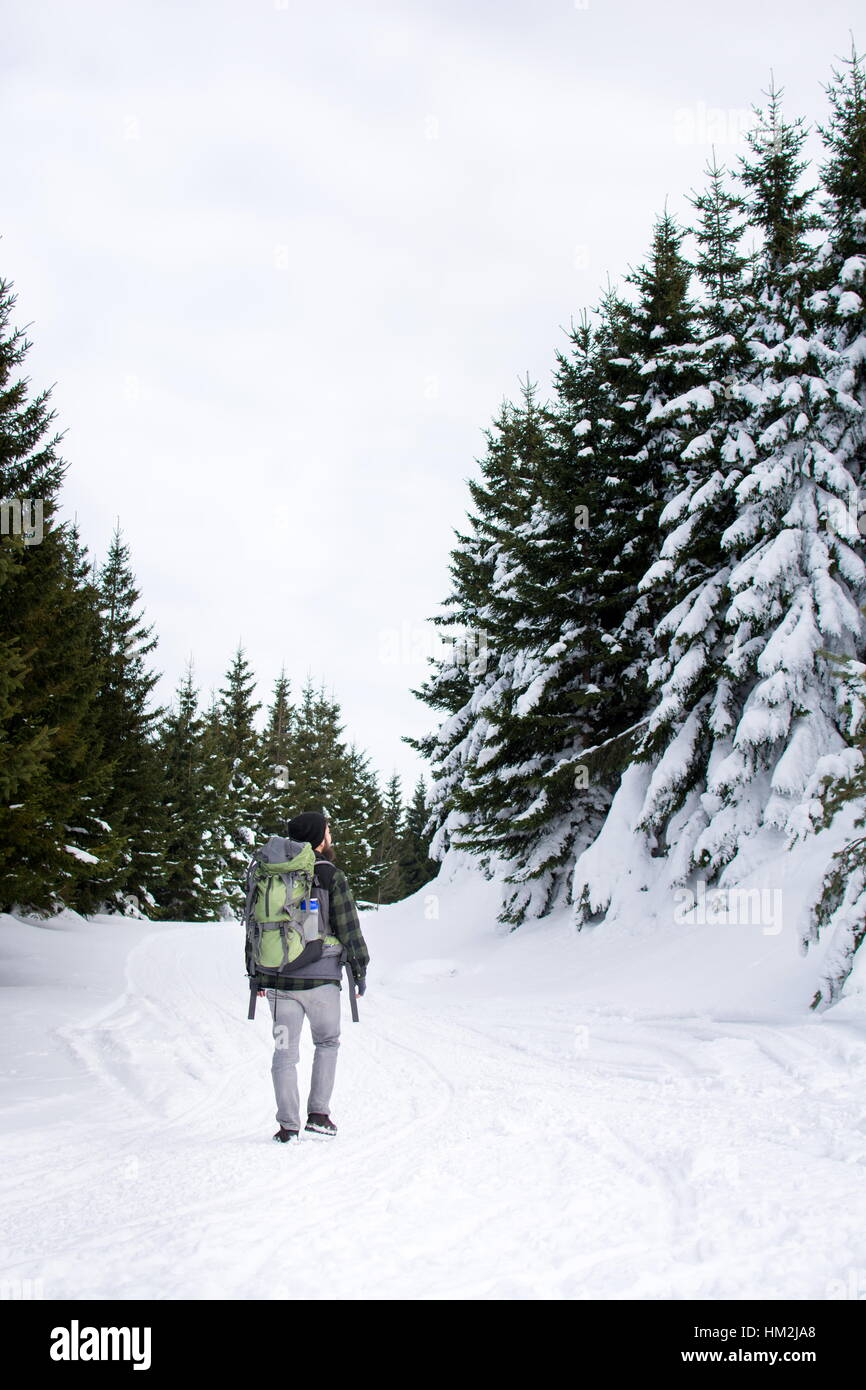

{"left": 813, "top": 38, "right": 866, "bottom": 512}
{"left": 694, "top": 78, "right": 866, "bottom": 866}
{"left": 456, "top": 213, "right": 699, "bottom": 926}
{"left": 438, "top": 379, "right": 562, "bottom": 897}
{"left": 473, "top": 310, "right": 638, "bottom": 926}
{"left": 626, "top": 79, "right": 866, "bottom": 893}
{"left": 604, "top": 208, "right": 704, "bottom": 711}
{"left": 792, "top": 43, "right": 866, "bottom": 1005}
{"left": 87, "top": 525, "right": 164, "bottom": 913}
{"left": 521, "top": 215, "right": 703, "bottom": 924}
{"left": 624, "top": 153, "right": 757, "bottom": 876}
{"left": 405, "top": 393, "right": 542, "bottom": 871}
{"left": 800, "top": 650, "right": 866, "bottom": 1007}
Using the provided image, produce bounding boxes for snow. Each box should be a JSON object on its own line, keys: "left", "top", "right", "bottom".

{"left": 63, "top": 845, "right": 99, "bottom": 864}
{"left": 514, "top": 670, "right": 552, "bottom": 718}
{"left": 1, "top": 850, "right": 865, "bottom": 1301}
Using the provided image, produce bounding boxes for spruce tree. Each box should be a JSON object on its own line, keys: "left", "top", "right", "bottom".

{"left": 286, "top": 677, "right": 346, "bottom": 817}
{"left": 634, "top": 80, "right": 866, "bottom": 884}
{"left": 605, "top": 208, "right": 703, "bottom": 697}
{"left": 281, "top": 679, "right": 380, "bottom": 895}
{"left": 449, "top": 214, "right": 698, "bottom": 924}
{"left": 197, "top": 686, "right": 233, "bottom": 910}
{"left": 405, "top": 389, "right": 549, "bottom": 874}
{"left": 814, "top": 39, "right": 866, "bottom": 515}
{"left": 627, "top": 154, "right": 757, "bottom": 872}
{"left": 434, "top": 377, "right": 597, "bottom": 919}
{"left": 56, "top": 524, "right": 125, "bottom": 910}
{"left": 152, "top": 662, "right": 222, "bottom": 921}
{"left": 208, "top": 646, "right": 269, "bottom": 916}
{"left": 332, "top": 742, "right": 386, "bottom": 902}
{"left": 259, "top": 667, "right": 295, "bottom": 836}
{"left": 0, "top": 276, "right": 109, "bottom": 912}
{"left": 802, "top": 650, "right": 866, "bottom": 1007}
{"left": 397, "top": 777, "right": 440, "bottom": 895}
{"left": 81, "top": 525, "right": 164, "bottom": 913}
{"left": 376, "top": 771, "right": 407, "bottom": 904}
{"left": 791, "top": 45, "right": 866, "bottom": 1003}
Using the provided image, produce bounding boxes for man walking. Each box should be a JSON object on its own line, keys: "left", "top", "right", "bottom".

{"left": 257, "top": 811, "right": 369, "bottom": 1143}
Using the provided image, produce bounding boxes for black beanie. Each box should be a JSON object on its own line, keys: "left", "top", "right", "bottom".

{"left": 287, "top": 811, "right": 328, "bottom": 848}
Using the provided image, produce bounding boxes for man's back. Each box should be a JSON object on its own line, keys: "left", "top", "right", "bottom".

{"left": 259, "top": 853, "right": 369, "bottom": 992}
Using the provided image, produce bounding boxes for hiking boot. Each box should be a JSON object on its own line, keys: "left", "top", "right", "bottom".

{"left": 305, "top": 1112, "right": 337, "bottom": 1136}
{"left": 272, "top": 1126, "right": 299, "bottom": 1143}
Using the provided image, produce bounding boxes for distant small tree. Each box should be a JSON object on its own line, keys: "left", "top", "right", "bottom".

{"left": 398, "top": 777, "right": 439, "bottom": 896}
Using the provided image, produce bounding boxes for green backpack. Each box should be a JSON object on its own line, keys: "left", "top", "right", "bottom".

{"left": 243, "top": 836, "right": 334, "bottom": 978}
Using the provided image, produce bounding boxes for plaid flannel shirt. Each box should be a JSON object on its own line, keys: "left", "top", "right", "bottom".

{"left": 257, "top": 865, "right": 370, "bottom": 992}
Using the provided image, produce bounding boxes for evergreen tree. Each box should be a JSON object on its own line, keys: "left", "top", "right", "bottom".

{"left": 405, "top": 389, "right": 549, "bottom": 877}
{"left": 0, "top": 276, "right": 109, "bottom": 912}
{"left": 281, "top": 678, "right": 382, "bottom": 896}
{"left": 197, "top": 685, "right": 232, "bottom": 910}
{"left": 621, "top": 80, "right": 866, "bottom": 891}
{"left": 376, "top": 771, "right": 407, "bottom": 904}
{"left": 259, "top": 667, "right": 296, "bottom": 836}
{"left": 208, "top": 646, "right": 269, "bottom": 916}
{"left": 56, "top": 524, "right": 126, "bottom": 911}
{"left": 285, "top": 676, "right": 346, "bottom": 817}
{"left": 152, "top": 662, "right": 222, "bottom": 921}
{"left": 626, "top": 154, "right": 757, "bottom": 872}
{"left": 437, "top": 215, "right": 698, "bottom": 925}
{"left": 331, "top": 743, "right": 386, "bottom": 902}
{"left": 814, "top": 39, "right": 866, "bottom": 516}
{"left": 693, "top": 78, "right": 864, "bottom": 868}
{"left": 604, "top": 208, "right": 703, "bottom": 701}
{"left": 792, "top": 45, "right": 866, "bottom": 1004}
{"left": 397, "top": 776, "right": 440, "bottom": 895}
{"left": 802, "top": 649, "right": 866, "bottom": 1008}
{"left": 81, "top": 525, "right": 164, "bottom": 913}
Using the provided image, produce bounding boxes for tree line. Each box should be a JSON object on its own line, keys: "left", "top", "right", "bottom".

{"left": 0, "top": 309, "right": 437, "bottom": 918}
{"left": 409, "top": 46, "right": 866, "bottom": 997}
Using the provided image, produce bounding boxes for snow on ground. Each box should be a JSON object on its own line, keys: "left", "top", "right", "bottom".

{"left": 1, "top": 848, "right": 865, "bottom": 1300}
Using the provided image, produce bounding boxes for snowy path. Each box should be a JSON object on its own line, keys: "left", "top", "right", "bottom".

{"left": 2, "top": 900, "right": 865, "bottom": 1300}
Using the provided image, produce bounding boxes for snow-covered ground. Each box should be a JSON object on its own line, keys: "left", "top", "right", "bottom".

{"left": 1, "top": 851, "right": 865, "bottom": 1300}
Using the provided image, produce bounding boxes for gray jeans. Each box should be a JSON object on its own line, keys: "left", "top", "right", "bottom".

{"left": 266, "top": 984, "right": 341, "bottom": 1131}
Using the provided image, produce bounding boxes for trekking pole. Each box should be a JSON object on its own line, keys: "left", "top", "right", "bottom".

{"left": 247, "top": 978, "right": 258, "bottom": 1021}
{"left": 345, "top": 962, "right": 359, "bottom": 1023}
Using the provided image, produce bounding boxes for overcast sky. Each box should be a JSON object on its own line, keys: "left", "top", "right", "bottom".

{"left": 2, "top": 0, "right": 858, "bottom": 801}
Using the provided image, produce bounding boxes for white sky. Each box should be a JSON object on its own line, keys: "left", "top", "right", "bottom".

{"left": 2, "top": 0, "right": 858, "bottom": 799}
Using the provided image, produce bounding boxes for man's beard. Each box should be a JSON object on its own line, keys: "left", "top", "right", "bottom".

{"left": 317, "top": 844, "right": 336, "bottom": 863}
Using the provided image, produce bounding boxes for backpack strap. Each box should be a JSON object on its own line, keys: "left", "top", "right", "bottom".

{"left": 242, "top": 851, "right": 260, "bottom": 927}
{"left": 311, "top": 858, "right": 337, "bottom": 940}
{"left": 313, "top": 859, "right": 336, "bottom": 892}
